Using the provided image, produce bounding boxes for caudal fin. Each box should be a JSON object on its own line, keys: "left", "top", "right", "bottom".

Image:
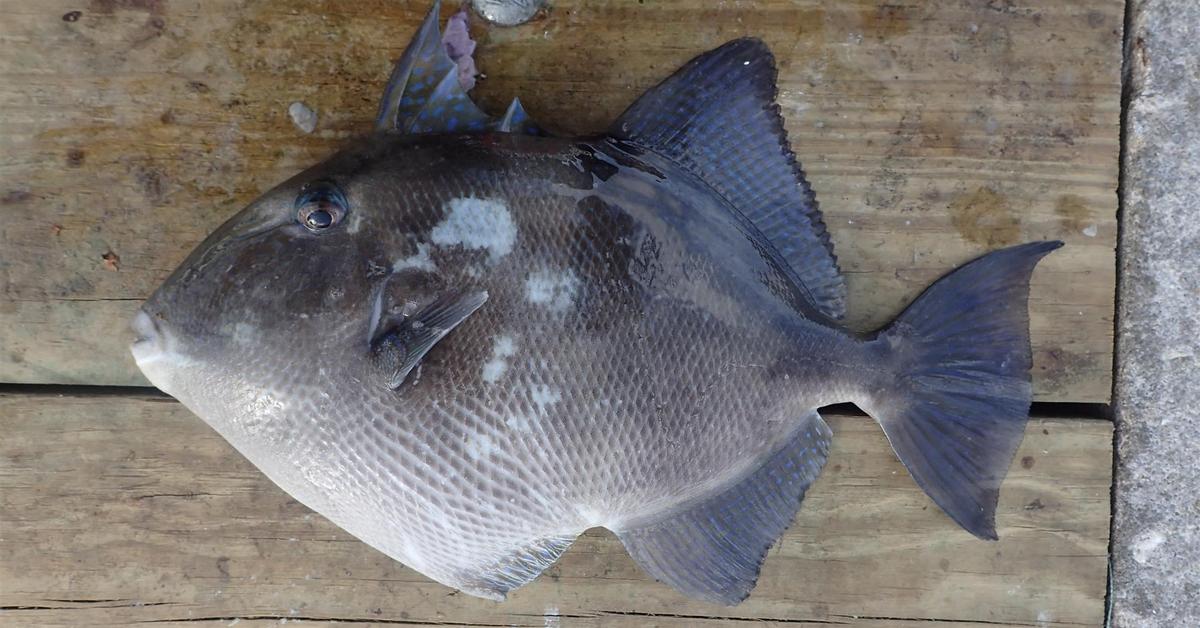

{"left": 864, "top": 241, "right": 1062, "bottom": 539}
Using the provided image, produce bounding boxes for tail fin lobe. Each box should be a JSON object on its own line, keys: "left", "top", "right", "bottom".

{"left": 865, "top": 241, "right": 1062, "bottom": 539}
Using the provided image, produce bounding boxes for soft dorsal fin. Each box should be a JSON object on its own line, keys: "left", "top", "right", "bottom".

{"left": 371, "top": 289, "right": 488, "bottom": 390}
{"left": 609, "top": 39, "right": 846, "bottom": 320}
{"left": 376, "top": 1, "right": 545, "bottom": 136}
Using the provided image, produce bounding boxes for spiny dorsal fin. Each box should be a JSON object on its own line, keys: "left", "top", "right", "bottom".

{"left": 609, "top": 38, "right": 846, "bottom": 320}
{"left": 376, "top": 2, "right": 490, "bottom": 133}
{"left": 498, "top": 97, "right": 542, "bottom": 135}
{"left": 376, "top": 1, "right": 544, "bottom": 136}
{"left": 371, "top": 289, "right": 488, "bottom": 390}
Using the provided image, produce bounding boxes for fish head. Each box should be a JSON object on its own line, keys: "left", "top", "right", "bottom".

{"left": 130, "top": 144, "right": 405, "bottom": 421}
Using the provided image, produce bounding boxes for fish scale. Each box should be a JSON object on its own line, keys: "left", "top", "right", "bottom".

{"left": 131, "top": 1, "right": 1061, "bottom": 605}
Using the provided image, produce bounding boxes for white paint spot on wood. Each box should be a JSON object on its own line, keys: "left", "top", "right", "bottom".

{"left": 431, "top": 197, "right": 516, "bottom": 262}
{"left": 393, "top": 243, "right": 437, "bottom": 272}
{"left": 288, "top": 101, "right": 317, "bottom": 134}
{"left": 543, "top": 606, "right": 561, "bottom": 628}
{"left": 1082, "top": 224, "right": 1098, "bottom": 237}
{"left": 525, "top": 269, "right": 579, "bottom": 313}
{"left": 482, "top": 335, "right": 517, "bottom": 383}
{"left": 473, "top": 0, "right": 546, "bottom": 27}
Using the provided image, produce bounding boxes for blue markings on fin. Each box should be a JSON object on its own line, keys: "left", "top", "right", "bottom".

{"left": 615, "top": 412, "right": 832, "bottom": 605}
{"left": 495, "top": 97, "right": 545, "bottom": 135}
{"left": 375, "top": 1, "right": 547, "bottom": 136}
{"left": 608, "top": 38, "right": 845, "bottom": 320}
{"left": 375, "top": 1, "right": 490, "bottom": 133}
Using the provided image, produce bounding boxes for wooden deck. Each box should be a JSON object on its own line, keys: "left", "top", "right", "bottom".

{"left": 0, "top": 0, "right": 1120, "bottom": 626}
{"left": 2, "top": 395, "right": 1111, "bottom": 627}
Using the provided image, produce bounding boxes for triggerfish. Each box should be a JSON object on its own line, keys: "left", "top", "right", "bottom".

{"left": 131, "top": 1, "right": 1061, "bottom": 604}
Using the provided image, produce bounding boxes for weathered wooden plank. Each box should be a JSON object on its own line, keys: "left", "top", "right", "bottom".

{"left": 0, "top": 0, "right": 1120, "bottom": 400}
{"left": 0, "top": 394, "right": 1112, "bottom": 627}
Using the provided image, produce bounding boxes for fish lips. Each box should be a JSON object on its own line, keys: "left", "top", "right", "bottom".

{"left": 130, "top": 308, "right": 193, "bottom": 395}
{"left": 130, "top": 309, "right": 164, "bottom": 360}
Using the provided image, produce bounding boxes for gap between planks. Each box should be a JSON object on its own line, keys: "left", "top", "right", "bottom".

{"left": 0, "top": 393, "right": 1113, "bottom": 627}
{"left": 0, "top": 385, "right": 1113, "bottom": 421}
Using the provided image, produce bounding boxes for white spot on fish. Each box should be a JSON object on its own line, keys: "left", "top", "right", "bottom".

{"left": 345, "top": 210, "right": 364, "bottom": 234}
{"left": 574, "top": 504, "right": 606, "bottom": 527}
{"left": 482, "top": 335, "right": 517, "bottom": 383}
{"left": 465, "top": 432, "right": 495, "bottom": 460}
{"left": 506, "top": 414, "right": 532, "bottom": 432}
{"left": 288, "top": 101, "right": 317, "bottom": 134}
{"left": 246, "top": 393, "right": 286, "bottom": 432}
{"left": 1082, "top": 224, "right": 1098, "bottom": 237}
{"left": 531, "top": 384, "right": 561, "bottom": 413}
{"left": 431, "top": 197, "right": 516, "bottom": 262}
{"left": 231, "top": 322, "right": 258, "bottom": 346}
{"left": 393, "top": 242, "right": 437, "bottom": 272}
{"left": 525, "top": 269, "right": 579, "bottom": 313}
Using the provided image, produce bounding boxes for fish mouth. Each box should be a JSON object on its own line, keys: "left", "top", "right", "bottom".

{"left": 130, "top": 307, "right": 192, "bottom": 397}
{"left": 130, "top": 308, "right": 167, "bottom": 364}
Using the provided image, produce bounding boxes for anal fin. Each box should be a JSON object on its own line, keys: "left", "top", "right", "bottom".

{"left": 615, "top": 412, "right": 832, "bottom": 604}
{"left": 455, "top": 535, "right": 576, "bottom": 600}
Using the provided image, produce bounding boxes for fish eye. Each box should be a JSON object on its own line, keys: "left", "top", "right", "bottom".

{"left": 295, "top": 180, "right": 348, "bottom": 233}
{"left": 304, "top": 208, "right": 334, "bottom": 229}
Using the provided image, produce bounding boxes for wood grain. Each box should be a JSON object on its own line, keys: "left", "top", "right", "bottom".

{"left": 0, "top": 0, "right": 1119, "bottom": 400}
{"left": 0, "top": 394, "right": 1111, "bottom": 627}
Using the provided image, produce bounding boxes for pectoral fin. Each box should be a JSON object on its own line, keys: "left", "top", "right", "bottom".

{"left": 371, "top": 289, "right": 488, "bottom": 390}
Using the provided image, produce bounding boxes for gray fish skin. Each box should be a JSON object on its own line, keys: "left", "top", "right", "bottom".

{"left": 131, "top": 11, "right": 1060, "bottom": 605}
{"left": 134, "top": 133, "right": 859, "bottom": 589}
